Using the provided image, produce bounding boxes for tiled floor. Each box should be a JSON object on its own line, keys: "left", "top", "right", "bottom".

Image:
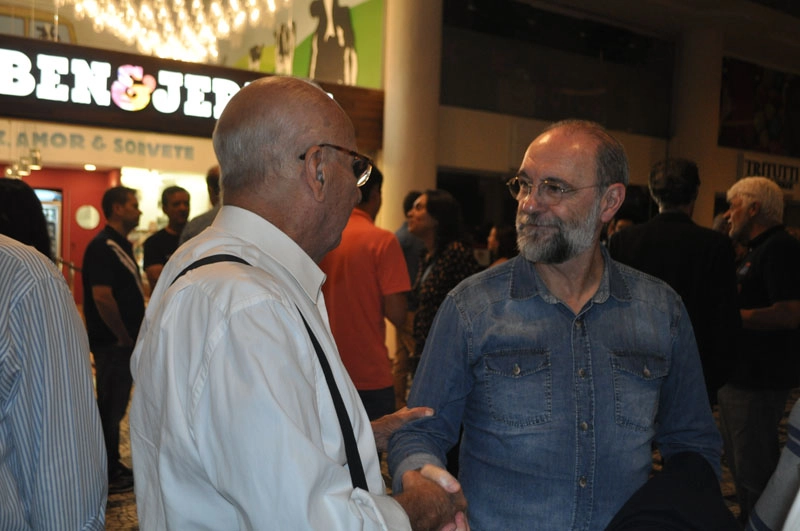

{"left": 106, "top": 391, "right": 800, "bottom": 529}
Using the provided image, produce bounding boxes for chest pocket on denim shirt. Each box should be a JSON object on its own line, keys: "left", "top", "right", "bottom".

{"left": 484, "top": 350, "right": 551, "bottom": 427}
{"left": 610, "top": 351, "right": 668, "bottom": 431}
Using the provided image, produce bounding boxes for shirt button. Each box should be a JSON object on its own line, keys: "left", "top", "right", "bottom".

{"left": 643, "top": 366, "right": 651, "bottom": 378}
{"left": 580, "top": 421, "right": 589, "bottom": 431}
{"left": 578, "top": 368, "right": 586, "bottom": 378}
{"left": 579, "top": 476, "right": 587, "bottom": 488}
{"left": 512, "top": 363, "right": 521, "bottom": 376}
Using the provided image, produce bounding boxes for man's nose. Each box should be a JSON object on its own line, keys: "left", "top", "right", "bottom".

{"left": 518, "top": 189, "right": 544, "bottom": 213}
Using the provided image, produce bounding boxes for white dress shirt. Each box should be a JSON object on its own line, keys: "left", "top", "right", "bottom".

{"left": 130, "top": 206, "right": 409, "bottom": 530}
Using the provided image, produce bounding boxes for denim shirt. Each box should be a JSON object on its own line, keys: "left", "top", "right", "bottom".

{"left": 388, "top": 250, "right": 722, "bottom": 531}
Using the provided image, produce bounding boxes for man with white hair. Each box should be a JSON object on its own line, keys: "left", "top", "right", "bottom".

{"left": 718, "top": 176, "right": 800, "bottom": 523}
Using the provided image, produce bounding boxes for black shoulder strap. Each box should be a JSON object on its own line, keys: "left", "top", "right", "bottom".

{"left": 170, "top": 254, "right": 251, "bottom": 286}
{"left": 297, "top": 309, "right": 369, "bottom": 491}
{"left": 168, "top": 253, "right": 368, "bottom": 490}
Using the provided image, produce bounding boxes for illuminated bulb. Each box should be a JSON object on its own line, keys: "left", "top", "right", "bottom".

{"left": 63, "top": 0, "right": 283, "bottom": 63}
{"left": 17, "top": 158, "right": 31, "bottom": 176}
{"left": 29, "top": 148, "right": 42, "bottom": 170}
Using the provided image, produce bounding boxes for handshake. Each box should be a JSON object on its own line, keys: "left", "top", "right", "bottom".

{"left": 372, "top": 407, "right": 469, "bottom": 531}
{"left": 395, "top": 464, "right": 469, "bottom": 531}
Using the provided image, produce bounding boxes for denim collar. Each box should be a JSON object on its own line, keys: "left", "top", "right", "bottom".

{"left": 509, "top": 245, "right": 632, "bottom": 307}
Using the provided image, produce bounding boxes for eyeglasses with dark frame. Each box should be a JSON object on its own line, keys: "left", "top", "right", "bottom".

{"left": 299, "top": 143, "right": 373, "bottom": 187}
{"left": 506, "top": 175, "right": 600, "bottom": 206}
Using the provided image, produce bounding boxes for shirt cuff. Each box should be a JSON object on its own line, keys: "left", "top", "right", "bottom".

{"left": 352, "top": 488, "right": 411, "bottom": 530}
{"left": 390, "top": 452, "right": 445, "bottom": 494}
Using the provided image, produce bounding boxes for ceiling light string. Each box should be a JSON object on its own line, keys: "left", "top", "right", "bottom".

{"left": 57, "top": 0, "right": 278, "bottom": 62}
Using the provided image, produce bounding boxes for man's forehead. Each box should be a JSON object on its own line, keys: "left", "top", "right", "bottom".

{"left": 727, "top": 194, "right": 747, "bottom": 206}
{"left": 167, "top": 192, "right": 189, "bottom": 203}
{"left": 523, "top": 131, "right": 596, "bottom": 171}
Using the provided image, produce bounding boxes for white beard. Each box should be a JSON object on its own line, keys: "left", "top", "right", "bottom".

{"left": 517, "top": 197, "right": 601, "bottom": 264}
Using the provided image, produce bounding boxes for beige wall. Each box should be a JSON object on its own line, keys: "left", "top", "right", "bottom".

{"left": 433, "top": 102, "right": 778, "bottom": 229}
{"left": 427, "top": 5, "right": 800, "bottom": 231}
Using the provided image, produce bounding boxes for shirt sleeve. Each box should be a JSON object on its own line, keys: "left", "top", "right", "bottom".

{"left": 378, "top": 235, "right": 411, "bottom": 296}
{"left": 193, "top": 299, "right": 410, "bottom": 530}
{"left": 762, "top": 236, "right": 800, "bottom": 303}
{"left": 83, "top": 237, "right": 116, "bottom": 288}
{"left": 142, "top": 233, "right": 159, "bottom": 269}
{"left": 389, "top": 294, "right": 469, "bottom": 492}
{"left": 3, "top": 268, "right": 107, "bottom": 530}
{"left": 653, "top": 301, "right": 723, "bottom": 476}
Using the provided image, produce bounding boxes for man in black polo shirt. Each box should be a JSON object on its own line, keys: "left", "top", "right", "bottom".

{"left": 143, "top": 185, "right": 190, "bottom": 289}
{"left": 82, "top": 186, "right": 145, "bottom": 494}
{"left": 718, "top": 176, "right": 800, "bottom": 523}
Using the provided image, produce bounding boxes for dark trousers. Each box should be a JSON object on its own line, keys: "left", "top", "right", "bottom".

{"left": 717, "top": 384, "right": 789, "bottom": 522}
{"left": 358, "top": 386, "right": 397, "bottom": 421}
{"left": 93, "top": 343, "right": 134, "bottom": 474}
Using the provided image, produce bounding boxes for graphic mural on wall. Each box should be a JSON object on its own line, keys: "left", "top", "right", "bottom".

{"left": 719, "top": 57, "right": 800, "bottom": 159}
{"left": 0, "top": 0, "right": 383, "bottom": 88}
{"left": 228, "top": 0, "right": 381, "bottom": 87}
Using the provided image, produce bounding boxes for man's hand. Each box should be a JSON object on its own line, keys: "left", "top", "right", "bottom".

{"left": 394, "top": 465, "right": 469, "bottom": 531}
{"left": 371, "top": 406, "right": 433, "bottom": 452}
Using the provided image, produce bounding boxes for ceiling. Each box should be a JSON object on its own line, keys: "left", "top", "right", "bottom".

{"left": 524, "top": 0, "right": 800, "bottom": 72}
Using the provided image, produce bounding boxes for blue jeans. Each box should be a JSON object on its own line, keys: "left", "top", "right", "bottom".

{"left": 717, "top": 384, "right": 790, "bottom": 522}
{"left": 93, "top": 343, "right": 134, "bottom": 473}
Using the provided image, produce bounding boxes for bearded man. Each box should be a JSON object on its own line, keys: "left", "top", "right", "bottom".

{"left": 388, "top": 120, "right": 734, "bottom": 530}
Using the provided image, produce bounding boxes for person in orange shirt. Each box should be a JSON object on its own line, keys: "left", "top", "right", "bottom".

{"left": 320, "top": 167, "right": 411, "bottom": 420}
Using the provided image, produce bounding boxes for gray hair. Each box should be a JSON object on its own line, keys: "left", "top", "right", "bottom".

{"left": 726, "top": 176, "right": 784, "bottom": 225}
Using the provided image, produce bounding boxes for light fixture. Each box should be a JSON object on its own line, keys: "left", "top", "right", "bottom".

{"left": 56, "top": 0, "right": 288, "bottom": 63}
{"left": 17, "top": 157, "right": 31, "bottom": 176}
{"left": 6, "top": 163, "right": 21, "bottom": 179}
{"left": 84, "top": 163, "right": 97, "bottom": 171}
{"left": 29, "top": 148, "right": 42, "bottom": 170}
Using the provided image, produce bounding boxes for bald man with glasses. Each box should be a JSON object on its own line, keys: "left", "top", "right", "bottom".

{"left": 130, "top": 76, "right": 467, "bottom": 530}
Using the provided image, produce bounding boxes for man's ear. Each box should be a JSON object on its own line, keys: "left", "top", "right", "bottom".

{"left": 599, "top": 183, "right": 626, "bottom": 224}
{"left": 301, "top": 146, "right": 326, "bottom": 202}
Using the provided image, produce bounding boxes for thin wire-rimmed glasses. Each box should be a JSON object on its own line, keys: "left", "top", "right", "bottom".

{"left": 299, "top": 143, "right": 373, "bottom": 187}
{"left": 506, "top": 176, "right": 599, "bottom": 206}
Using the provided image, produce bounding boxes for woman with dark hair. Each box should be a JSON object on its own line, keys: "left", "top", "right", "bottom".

{"left": 487, "top": 224, "right": 518, "bottom": 267}
{"left": 406, "top": 189, "right": 480, "bottom": 370}
{"left": 0, "top": 178, "right": 53, "bottom": 261}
